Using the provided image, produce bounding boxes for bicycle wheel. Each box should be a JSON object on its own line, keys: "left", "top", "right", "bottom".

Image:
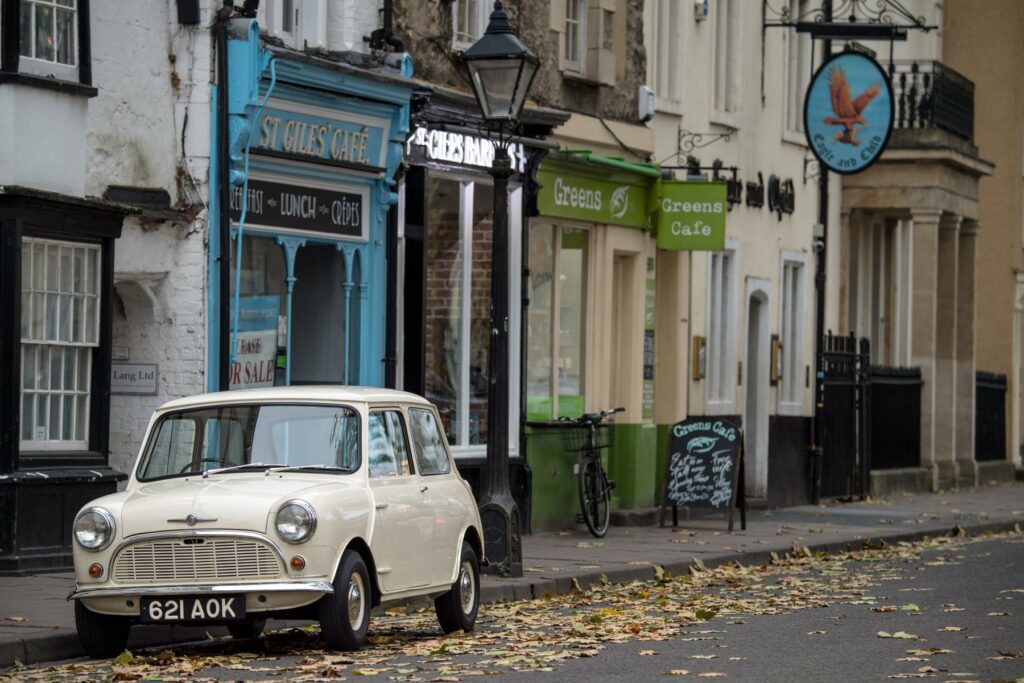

{"left": 578, "top": 456, "right": 611, "bottom": 537}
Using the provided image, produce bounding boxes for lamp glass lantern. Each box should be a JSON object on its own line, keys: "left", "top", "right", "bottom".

{"left": 462, "top": 1, "right": 539, "bottom": 124}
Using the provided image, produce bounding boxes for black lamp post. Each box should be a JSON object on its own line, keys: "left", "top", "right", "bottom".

{"left": 462, "top": 1, "right": 538, "bottom": 578}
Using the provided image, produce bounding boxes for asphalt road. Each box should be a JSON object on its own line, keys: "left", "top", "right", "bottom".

{"left": 4, "top": 534, "right": 1024, "bottom": 682}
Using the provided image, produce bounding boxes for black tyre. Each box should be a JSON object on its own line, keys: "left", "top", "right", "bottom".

{"left": 578, "top": 457, "right": 611, "bottom": 538}
{"left": 226, "top": 617, "right": 267, "bottom": 639}
{"left": 434, "top": 541, "right": 480, "bottom": 634}
{"left": 74, "top": 600, "right": 131, "bottom": 659}
{"left": 319, "top": 549, "right": 371, "bottom": 650}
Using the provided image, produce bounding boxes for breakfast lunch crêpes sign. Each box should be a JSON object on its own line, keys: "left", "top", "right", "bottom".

{"left": 804, "top": 51, "right": 894, "bottom": 175}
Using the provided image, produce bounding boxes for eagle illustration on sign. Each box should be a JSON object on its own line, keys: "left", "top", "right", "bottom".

{"left": 805, "top": 51, "right": 894, "bottom": 175}
{"left": 825, "top": 66, "right": 881, "bottom": 146}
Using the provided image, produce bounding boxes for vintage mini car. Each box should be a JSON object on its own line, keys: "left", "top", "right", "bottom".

{"left": 68, "top": 387, "right": 484, "bottom": 657}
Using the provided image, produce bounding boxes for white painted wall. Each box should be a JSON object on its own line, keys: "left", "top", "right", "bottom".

{"left": 644, "top": 0, "right": 820, "bottom": 423}
{"left": 0, "top": 85, "right": 89, "bottom": 196}
{"left": 86, "top": 0, "right": 216, "bottom": 472}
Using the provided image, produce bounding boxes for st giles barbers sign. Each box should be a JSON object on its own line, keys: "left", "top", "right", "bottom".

{"left": 406, "top": 126, "right": 527, "bottom": 173}
{"left": 804, "top": 51, "right": 894, "bottom": 174}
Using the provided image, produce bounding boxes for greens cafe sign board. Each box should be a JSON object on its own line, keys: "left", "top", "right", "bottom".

{"left": 657, "top": 181, "right": 727, "bottom": 251}
{"left": 537, "top": 166, "right": 649, "bottom": 228}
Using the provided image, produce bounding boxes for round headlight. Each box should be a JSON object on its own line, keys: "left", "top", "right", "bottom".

{"left": 276, "top": 500, "right": 317, "bottom": 544}
{"left": 74, "top": 508, "right": 115, "bottom": 551}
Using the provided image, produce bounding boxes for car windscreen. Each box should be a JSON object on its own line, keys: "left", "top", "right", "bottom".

{"left": 137, "top": 404, "right": 361, "bottom": 480}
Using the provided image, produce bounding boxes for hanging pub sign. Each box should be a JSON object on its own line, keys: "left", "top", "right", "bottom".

{"left": 656, "top": 181, "right": 727, "bottom": 251}
{"left": 804, "top": 51, "right": 894, "bottom": 174}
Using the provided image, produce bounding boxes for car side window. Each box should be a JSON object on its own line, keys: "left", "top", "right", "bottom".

{"left": 408, "top": 408, "right": 451, "bottom": 476}
{"left": 368, "top": 410, "right": 413, "bottom": 478}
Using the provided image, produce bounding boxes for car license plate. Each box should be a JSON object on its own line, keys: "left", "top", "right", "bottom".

{"left": 140, "top": 595, "right": 245, "bottom": 623}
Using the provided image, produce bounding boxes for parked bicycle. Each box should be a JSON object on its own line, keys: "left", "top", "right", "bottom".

{"left": 560, "top": 407, "right": 625, "bottom": 537}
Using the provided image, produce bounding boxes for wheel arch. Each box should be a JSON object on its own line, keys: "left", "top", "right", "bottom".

{"left": 336, "top": 537, "right": 382, "bottom": 607}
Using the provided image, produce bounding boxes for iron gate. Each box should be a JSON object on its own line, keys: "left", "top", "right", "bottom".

{"left": 817, "top": 333, "right": 871, "bottom": 499}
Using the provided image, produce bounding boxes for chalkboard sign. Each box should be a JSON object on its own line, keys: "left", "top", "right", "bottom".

{"left": 660, "top": 417, "right": 746, "bottom": 531}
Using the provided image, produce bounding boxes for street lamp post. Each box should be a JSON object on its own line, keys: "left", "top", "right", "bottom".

{"left": 462, "top": 1, "right": 538, "bottom": 578}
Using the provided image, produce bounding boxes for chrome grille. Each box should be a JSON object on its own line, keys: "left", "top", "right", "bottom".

{"left": 113, "top": 536, "right": 281, "bottom": 584}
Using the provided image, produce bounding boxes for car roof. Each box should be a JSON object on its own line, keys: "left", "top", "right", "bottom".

{"left": 157, "top": 385, "right": 433, "bottom": 412}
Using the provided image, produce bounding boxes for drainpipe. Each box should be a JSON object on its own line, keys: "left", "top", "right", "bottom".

{"left": 215, "top": 2, "right": 233, "bottom": 392}
{"left": 810, "top": 0, "right": 833, "bottom": 504}
{"left": 368, "top": 0, "right": 405, "bottom": 52}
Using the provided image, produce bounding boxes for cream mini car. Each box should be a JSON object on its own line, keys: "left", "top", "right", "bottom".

{"left": 69, "top": 387, "right": 484, "bottom": 657}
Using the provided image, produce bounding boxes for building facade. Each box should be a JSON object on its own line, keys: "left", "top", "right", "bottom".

{"left": 943, "top": 0, "right": 1024, "bottom": 474}
{"left": 644, "top": 0, "right": 819, "bottom": 508}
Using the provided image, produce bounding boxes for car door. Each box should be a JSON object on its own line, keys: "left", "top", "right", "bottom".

{"left": 367, "top": 409, "right": 435, "bottom": 593}
{"left": 406, "top": 406, "right": 464, "bottom": 587}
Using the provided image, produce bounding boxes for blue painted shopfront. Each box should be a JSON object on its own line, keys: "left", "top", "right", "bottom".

{"left": 208, "top": 22, "right": 413, "bottom": 391}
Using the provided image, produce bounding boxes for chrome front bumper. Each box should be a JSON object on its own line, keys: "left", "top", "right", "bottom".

{"left": 68, "top": 580, "right": 334, "bottom": 601}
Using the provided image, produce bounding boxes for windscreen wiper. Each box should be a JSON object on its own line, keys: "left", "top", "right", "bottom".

{"left": 205, "top": 462, "right": 285, "bottom": 476}
{"left": 269, "top": 464, "right": 355, "bottom": 474}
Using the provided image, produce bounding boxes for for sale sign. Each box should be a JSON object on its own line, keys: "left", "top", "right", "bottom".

{"left": 229, "top": 295, "right": 279, "bottom": 389}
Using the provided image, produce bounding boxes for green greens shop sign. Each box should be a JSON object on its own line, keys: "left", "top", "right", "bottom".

{"left": 656, "top": 181, "right": 728, "bottom": 251}
{"left": 537, "top": 165, "right": 651, "bottom": 229}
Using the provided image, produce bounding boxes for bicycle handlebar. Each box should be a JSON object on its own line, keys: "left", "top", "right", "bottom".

{"left": 558, "top": 407, "right": 625, "bottom": 426}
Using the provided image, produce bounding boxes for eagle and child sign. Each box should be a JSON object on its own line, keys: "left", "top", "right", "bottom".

{"left": 804, "top": 50, "right": 895, "bottom": 174}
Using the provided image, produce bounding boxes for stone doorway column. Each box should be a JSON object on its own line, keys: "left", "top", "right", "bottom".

{"left": 909, "top": 209, "right": 942, "bottom": 488}
{"left": 934, "top": 213, "right": 961, "bottom": 488}
{"left": 955, "top": 220, "right": 979, "bottom": 486}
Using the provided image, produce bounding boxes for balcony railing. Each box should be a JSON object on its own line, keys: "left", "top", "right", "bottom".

{"left": 887, "top": 61, "right": 974, "bottom": 142}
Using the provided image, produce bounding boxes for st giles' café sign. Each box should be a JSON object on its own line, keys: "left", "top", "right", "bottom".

{"left": 804, "top": 51, "right": 894, "bottom": 175}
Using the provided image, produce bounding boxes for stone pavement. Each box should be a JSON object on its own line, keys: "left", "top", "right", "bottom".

{"left": 1, "top": 482, "right": 1022, "bottom": 669}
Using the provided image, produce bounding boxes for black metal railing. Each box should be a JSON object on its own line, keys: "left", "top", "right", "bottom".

{"left": 887, "top": 60, "right": 974, "bottom": 142}
{"left": 868, "top": 366, "right": 922, "bottom": 470}
{"left": 975, "top": 372, "right": 1007, "bottom": 462}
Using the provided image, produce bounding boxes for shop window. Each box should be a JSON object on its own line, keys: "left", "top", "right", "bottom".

{"left": 408, "top": 408, "right": 450, "bottom": 476}
{"left": 784, "top": 0, "right": 812, "bottom": 137}
{"left": 527, "top": 225, "right": 588, "bottom": 420}
{"left": 712, "top": 0, "right": 740, "bottom": 119}
{"left": 19, "top": 238, "right": 99, "bottom": 450}
{"left": 780, "top": 256, "right": 805, "bottom": 412}
{"left": 706, "top": 248, "right": 736, "bottom": 410}
{"left": 452, "top": 0, "right": 487, "bottom": 50}
{"left": 564, "top": 0, "right": 586, "bottom": 74}
{"left": 652, "top": 0, "right": 682, "bottom": 111}
{"left": 229, "top": 235, "right": 287, "bottom": 390}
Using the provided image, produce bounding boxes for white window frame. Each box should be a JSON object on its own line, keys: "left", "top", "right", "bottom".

{"left": 452, "top": 0, "right": 488, "bottom": 52}
{"left": 19, "top": 237, "right": 100, "bottom": 452}
{"left": 653, "top": 0, "right": 683, "bottom": 113}
{"left": 563, "top": 0, "right": 587, "bottom": 75}
{"left": 711, "top": 0, "right": 740, "bottom": 126}
{"left": 262, "top": 0, "right": 325, "bottom": 50}
{"left": 18, "top": 0, "right": 79, "bottom": 81}
{"left": 782, "top": 0, "right": 812, "bottom": 143}
{"left": 418, "top": 171, "right": 522, "bottom": 459}
{"left": 706, "top": 241, "right": 739, "bottom": 414}
{"left": 778, "top": 251, "right": 807, "bottom": 415}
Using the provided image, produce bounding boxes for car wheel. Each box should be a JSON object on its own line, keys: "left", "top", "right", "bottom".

{"left": 319, "top": 549, "right": 371, "bottom": 650}
{"left": 226, "top": 617, "right": 267, "bottom": 639}
{"left": 434, "top": 541, "right": 479, "bottom": 634}
{"left": 75, "top": 600, "right": 131, "bottom": 659}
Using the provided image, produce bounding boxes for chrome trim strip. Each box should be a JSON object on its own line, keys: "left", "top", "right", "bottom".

{"left": 111, "top": 529, "right": 287, "bottom": 568}
{"left": 68, "top": 580, "right": 334, "bottom": 601}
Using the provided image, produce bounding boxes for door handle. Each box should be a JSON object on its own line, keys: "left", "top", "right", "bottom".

{"left": 375, "top": 502, "right": 388, "bottom": 510}
{"left": 419, "top": 485, "right": 429, "bottom": 493}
